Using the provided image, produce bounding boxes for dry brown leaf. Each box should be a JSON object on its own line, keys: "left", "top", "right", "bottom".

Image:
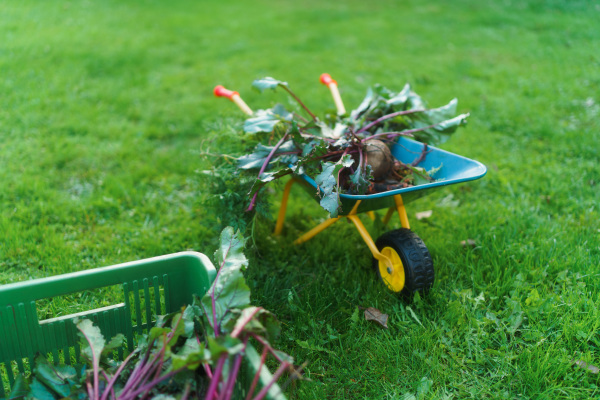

{"left": 364, "top": 307, "right": 388, "bottom": 329}
{"left": 573, "top": 360, "right": 600, "bottom": 374}
{"left": 415, "top": 210, "right": 433, "bottom": 220}
{"left": 461, "top": 239, "right": 476, "bottom": 248}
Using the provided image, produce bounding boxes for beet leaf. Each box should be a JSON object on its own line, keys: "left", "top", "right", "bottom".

{"left": 15, "top": 227, "right": 296, "bottom": 400}
{"left": 225, "top": 77, "right": 470, "bottom": 216}
{"left": 252, "top": 77, "right": 288, "bottom": 92}
{"left": 314, "top": 155, "right": 354, "bottom": 217}
{"left": 243, "top": 104, "right": 293, "bottom": 134}
{"left": 201, "top": 227, "right": 250, "bottom": 335}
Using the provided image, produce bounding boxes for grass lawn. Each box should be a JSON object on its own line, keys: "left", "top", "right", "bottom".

{"left": 1, "top": 0, "right": 599, "bottom": 398}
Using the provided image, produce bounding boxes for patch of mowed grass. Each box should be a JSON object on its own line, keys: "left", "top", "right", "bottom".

{"left": 1, "top": 0, "right": 599, "bottom": 398}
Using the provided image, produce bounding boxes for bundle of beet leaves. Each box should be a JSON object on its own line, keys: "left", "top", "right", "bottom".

{"left": 239, "top": 77, "right": 469, "bottom": 217}
{"left": 10, "top": 228, "right": 296, "bottom": 400}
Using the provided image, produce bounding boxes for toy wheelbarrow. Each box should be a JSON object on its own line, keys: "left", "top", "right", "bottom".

{"left": 215, "top": 76, "right": 487, "bottom": 295}
{"left": 272, "top": 135, "right": 486, "bottom": 295}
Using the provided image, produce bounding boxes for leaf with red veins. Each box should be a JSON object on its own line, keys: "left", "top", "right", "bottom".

{"left": 202, "top": 227, "right": 251, "bottom": 334}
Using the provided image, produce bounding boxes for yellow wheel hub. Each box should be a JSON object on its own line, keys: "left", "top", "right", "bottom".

{"left": 379, "top": 247, "right": 405, "bottom": 292}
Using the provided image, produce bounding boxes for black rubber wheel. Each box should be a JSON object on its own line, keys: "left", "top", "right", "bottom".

{"left": 373, "top": 228, "right": 434, "bottom": 296}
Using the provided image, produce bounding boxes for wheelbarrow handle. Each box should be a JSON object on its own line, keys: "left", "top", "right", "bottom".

{"left": 319, "top": 73, "right": 337, "bottom": 86}
{"left": 213, "top": 85, "right": 253, "bottom": 116}
{"left": 319, "top": 73, "right": 346, "bottom": 116}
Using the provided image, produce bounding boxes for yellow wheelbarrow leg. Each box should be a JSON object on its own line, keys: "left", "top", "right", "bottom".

{"left": 274, "top": 179, "right": 297, "bottom": 235}
{"left": 294, "top": 217, "right": 341, "bottom": 245}
{"left": 382, "top": 207, "right": 395, "bottom": 226}
{"left": 293, "top": 200, "right": 362, "bottom": 245}
{"left": 347, "top": 214, "right": 404, "bottom": 291}
{"left": 394, "top": 194, "right": 410, "bottom": 229}
{"left": 347, "top": 215, "right": 382, "bottom": 259}
{"left": 366, "top": 211, "right": 376, "bottom": 221}
{"left": 383, "top": 195, "right": 409, "bottom": 228}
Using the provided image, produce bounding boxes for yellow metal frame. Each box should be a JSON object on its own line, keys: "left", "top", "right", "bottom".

{"left": 273, "top": 178, "right": 411, "bottom": 288}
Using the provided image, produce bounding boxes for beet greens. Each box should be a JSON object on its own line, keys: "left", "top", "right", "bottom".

{"left": 12, "top": 228, "right": 294, "bottom": 400}
{"left": 237, "top": 77, "right": 469, "bottom": 217}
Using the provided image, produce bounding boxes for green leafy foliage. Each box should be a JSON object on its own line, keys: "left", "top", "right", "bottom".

{"left": 230, "top": 77, "right": 468, "bottom": 216}
{"left": 103, "top": 334, "right": 125, "bottom": 357}
{"left": 171, "top": 337, "right": 208, "bottom": 370}
{"left": 233, "top": 306, "right": 281, "bottom": 342}
{"left": 238, "top": 140, "right": 298, "bottom": 170}
{"left": 75, "top": 318, "right": 105, "bottom": 373}
{"left": 8, "top": 375, "right": 30, "bottom": 400}
{"left": 252, "top": 77, "right": 289, "bottom": 92}
{"left": 202, "top": 158, "right": 263, "bottom": 234}
{"left": 349, "top": 83, "right": 468, "bottom": 145}
{"left": 31, "top": 356, "right": 80, "bottom": 398}
{"left": 314, "top": 155, "right": 354, "bottom": 217}
{"left": 248, "top": 168, "right": 294, "bottom": 198}
{"left": 202, "top": 227, "right": 251, "bottom": 333}
{"left": 243, "top": 104, "right": 293, "bottom": 134}
{"left": 406, "top": 164, "right": 443, "bottom": 186}
{"left": 13, "top": 228, "right": 295, "bottom": 400}
{"left": 349, "top": 164, "right": 373, "bottom": 194}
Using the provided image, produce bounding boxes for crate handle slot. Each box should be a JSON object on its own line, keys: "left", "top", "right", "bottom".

{"left": 39, "top": 303, "right": 126, "bottom": 325}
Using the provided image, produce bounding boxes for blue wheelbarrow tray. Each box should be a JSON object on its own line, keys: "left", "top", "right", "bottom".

{"left": 297, "top": 136, "right": 487, "bottom": 215}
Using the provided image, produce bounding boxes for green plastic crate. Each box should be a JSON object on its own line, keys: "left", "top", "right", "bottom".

{"left": 0, "top": 252, "right": 285, "bottom": 399}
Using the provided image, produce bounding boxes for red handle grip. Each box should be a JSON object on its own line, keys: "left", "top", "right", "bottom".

{"left": 214, "top": 85, "right": 239, "bottom": 99}
{"left": 319, "top": 73, "right": 337, "bottom": 86}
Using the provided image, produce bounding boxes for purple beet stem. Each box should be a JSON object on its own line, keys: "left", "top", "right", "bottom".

{"left": 100, "top": 351, "right": 137, "bottom": 400}
{"left": 245, "top": 346, "right": 269, "bottom": 400}
{"left": 205, "top": 356, "right": 228, "bottom": 400}
{"left": 221, "top": 338, "right": 249, "bottom": 400}
{"left": 251, "top": 362, "right": 289, "bottom": 400}
{"left": 362, "top": 121, "right": 444, "bottom": 142}
{"left": 355, "top": 109, "right": 426, "bottom": 134}
{"left": 120, "top": 367, "right": 186, "bottom": 400}
{"left": 231, "top": 307, "right": 262, "bottom": 338}
{"left": 247, "top": 133, "right": 289, "bottom": 212}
